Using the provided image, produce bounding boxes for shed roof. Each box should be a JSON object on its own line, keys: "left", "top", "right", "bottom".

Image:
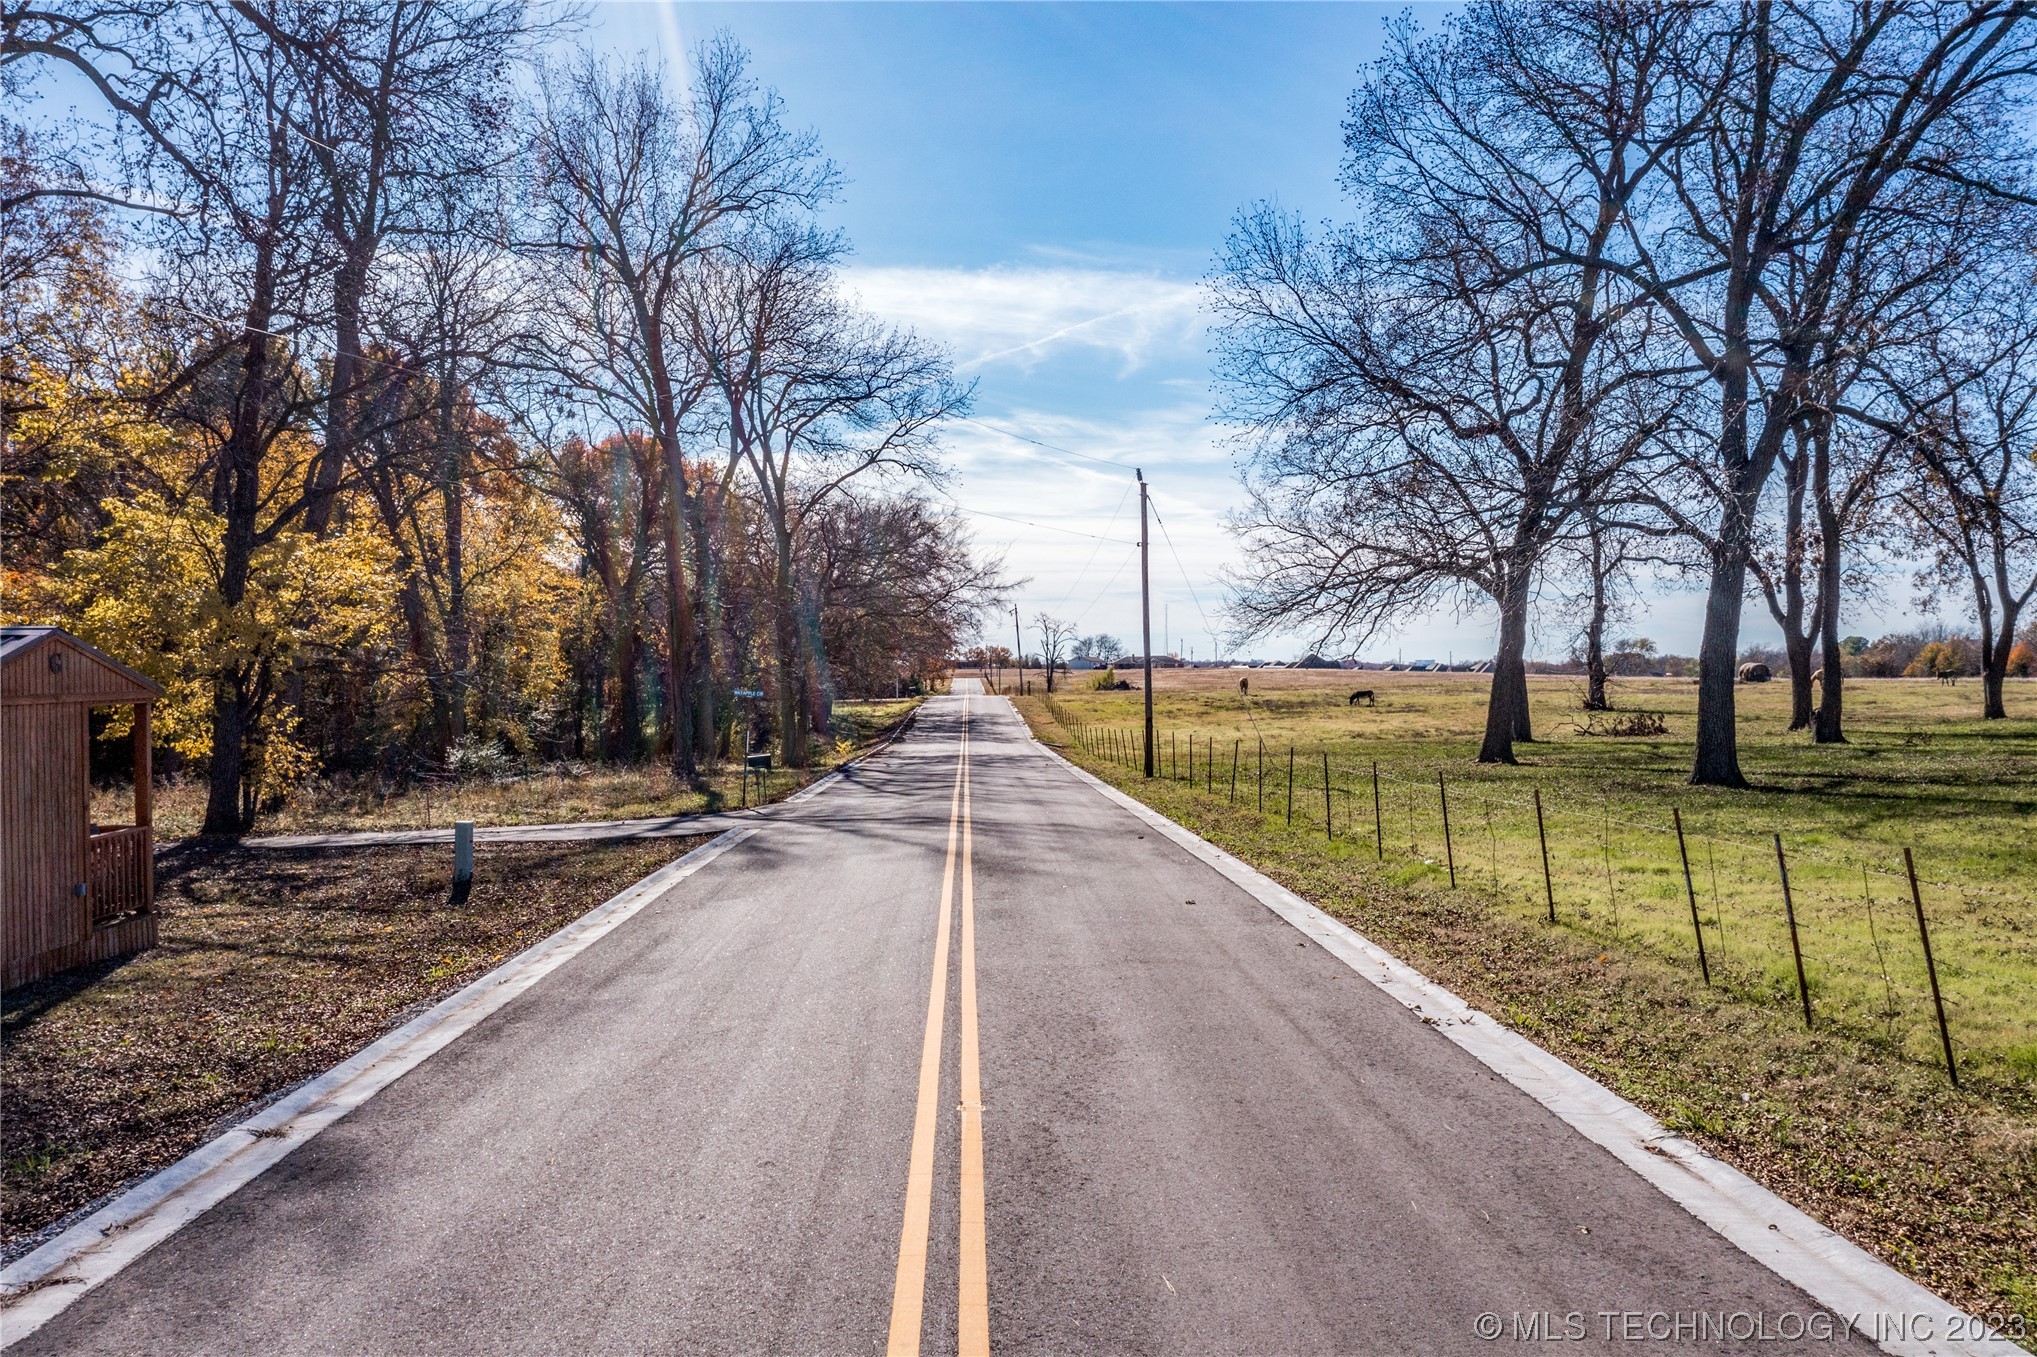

{"left": 0, "top": 626, "right": 162, "bottom": 704}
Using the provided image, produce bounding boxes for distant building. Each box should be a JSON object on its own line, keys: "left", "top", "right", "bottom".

{"left": 1119, "top": 654, "right": 1183, "bottom": 668}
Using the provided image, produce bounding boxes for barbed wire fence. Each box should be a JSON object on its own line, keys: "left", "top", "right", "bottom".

{"left": 1043, "top": 699, "right": 2027, "bottom": 1087}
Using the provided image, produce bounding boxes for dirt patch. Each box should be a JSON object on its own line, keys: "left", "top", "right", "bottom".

{"left": 2, "top": 837, "right": 701, "bottom": 1251}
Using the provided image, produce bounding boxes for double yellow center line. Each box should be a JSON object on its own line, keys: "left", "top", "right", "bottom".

{"left": 887, "top": 699, "right": 990, "bottom": 1357}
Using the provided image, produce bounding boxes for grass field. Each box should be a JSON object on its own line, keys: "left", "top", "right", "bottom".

{"left": 1016, "top": 669, "right": 2037, "bottom": 1333}
{"left": 1038, "top": 670, "right": 2036, "bottom": 1080}
{"left": 94, "top": 698, "right": 921, "bottom": 839}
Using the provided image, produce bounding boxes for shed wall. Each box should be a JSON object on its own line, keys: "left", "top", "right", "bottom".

{"left": 3, "top": 702, "right": 90, "bottom": 985}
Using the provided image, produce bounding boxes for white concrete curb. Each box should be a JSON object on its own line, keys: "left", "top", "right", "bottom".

{"left": 0, "top": 735, "right": 894, "bottom": 1347}
{"left": 1026, "top": 712, "right": 2022, "bottom": 1357}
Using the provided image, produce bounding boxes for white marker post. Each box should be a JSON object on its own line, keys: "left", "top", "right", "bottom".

{"left": 454, "top": 820, "right": 474, "bottom": 886}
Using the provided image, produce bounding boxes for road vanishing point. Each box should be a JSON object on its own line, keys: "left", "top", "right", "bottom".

{"left": 8, "top": 689, "right": 1912, "bottom": 1355}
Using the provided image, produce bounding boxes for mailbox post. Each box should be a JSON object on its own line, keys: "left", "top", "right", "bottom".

{"left": 734, "top": 688, "right": 767, "bottom": 804}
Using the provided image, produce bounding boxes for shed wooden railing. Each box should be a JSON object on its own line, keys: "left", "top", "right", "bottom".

{"left": 87, "top": 824, "right": 153, "bottom": 923}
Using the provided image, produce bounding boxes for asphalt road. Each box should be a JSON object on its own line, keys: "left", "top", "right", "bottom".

{"left": 18, "top": 692, "right": 1875, "bottom": 1355}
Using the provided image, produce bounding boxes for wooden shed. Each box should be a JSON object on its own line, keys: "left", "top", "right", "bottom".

{"left": 2, "top": 626, "right": 161, "bottom": 989}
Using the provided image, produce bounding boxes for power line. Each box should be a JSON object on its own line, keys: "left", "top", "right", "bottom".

{"left": 1147, "top": 496, "right": 1223, "bottom": 661}
{"left": 1070, "top": 544, "right": 1141, "bottom": 631}
{"left": 1051, "top": 481, "right": 1136, "bottom": 612}
{"left": 939, "top": 494, "right": 1138, "bottom": 545}
{"left": 956, "top": 413, "right": 1133, "bottom": 471}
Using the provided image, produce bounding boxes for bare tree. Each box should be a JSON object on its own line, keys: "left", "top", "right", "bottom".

{"left": 1896, "top": 277, "right": 2037, "bottom": 719}
{"left": 690, "top": 219, "right": 967, "bottom": 763}
{"left": 1213, "top": 4, "right": 1701, "bottom": 764}
{"left": 1034, "top": 613, "right": 1075, "bottom": 692}
{"left": 347, "top": 182, "right": 536, "bottom": 750}
{"left": 528, "top": 37, "right": 835, "bottom": 774}
{"left": 233, "top": 0, "right": 533, "bottom": 537}
{"left": 1075, "top": 633, "right": 1123, "bottom": 664}
{"left": 1596, "top": 1, "right": 2037, "bottom": 784}
{"left": 809, "top": 493, "right": 1009, "bottom": 698}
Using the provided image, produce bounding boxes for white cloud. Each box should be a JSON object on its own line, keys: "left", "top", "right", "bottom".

{"left": 844, "top": 264, "right": 1205, "bottom": 374}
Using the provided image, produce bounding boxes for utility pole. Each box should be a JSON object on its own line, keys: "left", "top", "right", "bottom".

{"left": 1139, "top": 470, "right": 1155, "bottom": 777}
{"left": 1013, "top": 604, "right": 1025, "bottom": 697}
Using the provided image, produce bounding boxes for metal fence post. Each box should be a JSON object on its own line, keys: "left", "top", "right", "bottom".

{"left": 1673, "top": 808, "right": 1710, "bottom": 984}
{"left": 1286, "top": 746, "right": 1295, "bottom": 825}
{"left": 1773, "top": 834, "right": 1812, "bottom": 1028}
{"left": 1905, "top": 847, "right": 1959, "bottom": 1088}
{"left": 1230, "top": 739, "right": 1240, "bottom": 804}
{"left": 1438, "top": 772, "right": 1456, "bottom": 888}
{"left": 1321, "top": 749, "right": 1333, "bottom": 840}
{"left": 1372, "top": 761, "right": 1383, "bottom": 860}
{"left": 1534, "top": 787, "right": 1553, "bottom": 923}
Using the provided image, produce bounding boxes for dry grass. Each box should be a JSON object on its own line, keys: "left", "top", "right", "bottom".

{"left": 92, "top": 698, "right": 921, "bottom": 839}
{"left": 1019, "top": 683, "right": 2037, "bottom": 1340}
{"left": 1, "top": 838, "right": 698, "bottom": 1254}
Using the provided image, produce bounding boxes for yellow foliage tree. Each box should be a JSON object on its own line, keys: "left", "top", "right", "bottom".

{"left": 50, "top": 489, "right": 394, "bottom": 804}
{"left": 1904, "top": 641, "right": 1964, "bottom": 678}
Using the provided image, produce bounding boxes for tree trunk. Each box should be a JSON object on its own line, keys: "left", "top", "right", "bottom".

{"left": 1769, "top": 434, "right": 1815, "bottom": 732}
{"left": 1584, "top": 559, "right": 1610, "bottom": 711}
{"left": 689, "top": 473, "right": 719, "bottom": 768}
{"left": 305, "top": 252, "right": 369, "bottom": 536}
{"left": 662, "top": 449, "right": 696, "bottom": 775}
{"left": 442, "top": 377, "right": 469, "bottom": 745}
{"left": 1811, "top": 425, "right": 1847, "bottom": 744}
{"left": 1692, "top": 388, "right": 1763, "bottom": 788}
{"left": 607, "top": 626, "right": 644, "bottom": 763}
{"left": 1691, "top": 528, "right": 1752, "bottom": 788}
{"left": 1979, "top": 608, "right": 2008, "bottom": 721}
{"left": 200, "top": 249, "right": 279, "bottom": 836}
{"left": 773, "top": 522, "right": 806, "bottom": 769}
{"left": 1814, "top": 598, "right": 1847, "bottom": 744}
{"left": 1783, "top": 628, "right": 1815, "bottom": 732}
{"left": 1983, "top": 636, "right": 2011, "bottom": 719}
{"left": 1477, "top": 578, "right": 1532, "bottom": 764}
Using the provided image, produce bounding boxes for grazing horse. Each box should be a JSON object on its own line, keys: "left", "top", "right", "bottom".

{"left": 1348, "top": 689, "right": 1376, "bottom": 707}
{"left": 1238, "top": 675, "right": 1249, "bottom": 698}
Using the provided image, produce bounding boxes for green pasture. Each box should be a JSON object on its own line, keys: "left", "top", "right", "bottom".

{"left": 1034, "top": 670, "right": 2037, "bottom": 1083}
